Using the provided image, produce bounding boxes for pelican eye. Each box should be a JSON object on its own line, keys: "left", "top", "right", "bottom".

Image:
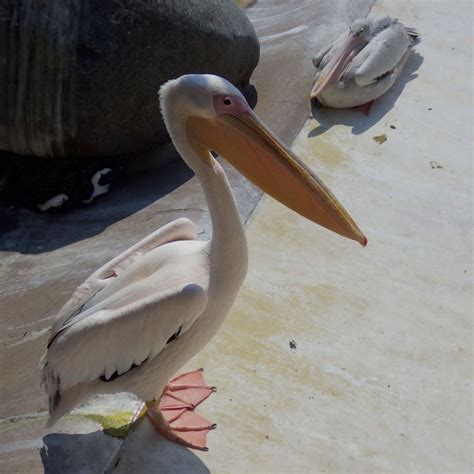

{"left": 357, "top": 27, "right": 365, "bottom": 36}
{"left": 223, "top": 97, "right": 232, "bottom": 106}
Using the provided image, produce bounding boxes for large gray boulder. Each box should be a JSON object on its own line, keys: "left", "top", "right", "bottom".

{"left": 0, "top": 0, "right": 259, "bottom": 158}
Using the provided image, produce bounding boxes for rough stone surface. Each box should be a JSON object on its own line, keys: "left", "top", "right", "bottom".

{"left": 0, "top": 0, "right": 259, "bottom": 210}
{"left": 0, "top": 0, "right": 259, "bottom": 158}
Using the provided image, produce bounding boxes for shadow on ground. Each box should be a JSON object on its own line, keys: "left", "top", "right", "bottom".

{"left": 308, "top": 51, "right": 424, "bottom": 137}
{"left": 41, "top": 422, "right": 210, "bottom": 474}
{"left": 0, "top": 84, "right": 258, "bottom": 256}
{"left": 41, "top": 431, "right": 121, "bottom": 474}
{"left": 0, "top": 145, "right": 194, "bottom": 254}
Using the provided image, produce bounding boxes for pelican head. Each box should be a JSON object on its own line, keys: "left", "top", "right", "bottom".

{"left": 161, "top": 74, "right": 366, "bottom": 246}
{"left": 350, "top": 18, "right": 373, "bottom": 41}
{"left": 310, "top": 18, "right": 372, "bottom": 99}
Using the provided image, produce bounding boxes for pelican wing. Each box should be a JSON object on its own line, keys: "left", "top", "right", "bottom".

{"left": 351, "top": 23, "right": 412, "bottom": 87}
{"left": 43, "top": 274, "right": 208, "bottom": 395}
{"left": 49, "top": 218, "right": 197, "bottom": 339}
{"left": 313, "top": 30, "right": 349, "bottom": 71}
{"left": 312, "top": 43, "right": 332, "bottom": 70}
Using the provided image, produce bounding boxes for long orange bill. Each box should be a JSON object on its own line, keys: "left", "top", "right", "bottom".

{"left": 186, "top": 110, "right": 367, "bottom": 246}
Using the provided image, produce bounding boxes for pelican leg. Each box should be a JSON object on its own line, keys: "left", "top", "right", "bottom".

{"left": 146, "top": 369, "right": 217, "bottom": 451}
{"left": 354, "top": 100, "right": 375, "bottom": 116}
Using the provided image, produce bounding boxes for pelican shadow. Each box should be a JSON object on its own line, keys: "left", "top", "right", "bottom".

{"left": 41, "top": 421, "right": 210, "bottom": 474}
{"left": 308, "top": 51, "right": 424, "bottom": 137}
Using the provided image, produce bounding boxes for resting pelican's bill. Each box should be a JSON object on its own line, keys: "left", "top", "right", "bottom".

{"left": 310, "top": 17, "right": 419, "bottom": 112}
{"left": 41, "top": 74, "right": 366, "bottom": 451}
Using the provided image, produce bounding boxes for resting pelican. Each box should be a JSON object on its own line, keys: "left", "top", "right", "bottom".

{"left": 310, "top": 17, "right": 419, "bottom": 112}
{"left": 41, "top": 74, "right": 366, "bottom": 451}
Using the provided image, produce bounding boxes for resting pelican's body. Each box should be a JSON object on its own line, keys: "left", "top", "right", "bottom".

{"left": 41, "top": 74, "right": 366, "bottom": 450}
{"left": 311, "top": 17, "right": 419, "bottom": 110}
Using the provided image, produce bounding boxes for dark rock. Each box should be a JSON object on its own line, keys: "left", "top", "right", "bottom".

{"left": 0, "top": 0, "right": 259, "bottom": 158}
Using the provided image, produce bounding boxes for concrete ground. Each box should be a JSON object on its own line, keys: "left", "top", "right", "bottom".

{"left": 1, "top": 0, "right": 472, "bottom": 473}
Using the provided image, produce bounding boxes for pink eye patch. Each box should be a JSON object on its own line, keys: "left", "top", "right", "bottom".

{"left": 213, "top": 94, "right": 249, "bottom": 116}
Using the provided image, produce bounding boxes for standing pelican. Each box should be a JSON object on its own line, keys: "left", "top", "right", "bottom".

{"left": 41, "top": 74, "right": 366, "bottom": 451}
{"left": 310, "top": 17, "right": 419, "bottom": 111}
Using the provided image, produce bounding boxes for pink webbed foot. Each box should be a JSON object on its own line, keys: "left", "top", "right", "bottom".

{"left": 354, "top": 100, "right": 375, "bottom": 116}
{"left": 146, "top": 369, "right": 216, "bottom": 451}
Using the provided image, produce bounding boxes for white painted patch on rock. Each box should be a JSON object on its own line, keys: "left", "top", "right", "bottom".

{"left": 82, "top": 168, "right": 112, "bottom": 204}
{"left": 38, "top": 193, "right": 69, "bottom": 212}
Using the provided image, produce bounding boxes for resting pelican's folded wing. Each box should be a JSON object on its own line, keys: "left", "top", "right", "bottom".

{"left": 42, "top": 280, "right": 207, "bottom": 399}
{"left": 49, "top": 218, "right": 197, "bottom": 339}
{"left": 314, "top": 30, "right": 350, "bottom": 72}
{"left": 312, "top": 43, "right": 333, "bottom": 70}
{"left": 353, "top": 23, "right": 411, "bottom": 87}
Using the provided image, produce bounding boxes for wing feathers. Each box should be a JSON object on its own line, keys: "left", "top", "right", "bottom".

{"left": 48, "top": 218, "right": 197, "bottom": 342}
{"left": 354, "top": 24, "right": 411, "bottom": 87}
{"left": 44, "top": 283, "right": 207, "bottom": 396}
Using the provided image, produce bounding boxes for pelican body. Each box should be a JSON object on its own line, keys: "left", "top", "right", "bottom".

{"left": 310, "top": 17, "right": 419, "bottom": 108}
{"left": 41, "top": 75, "right": 365, "bottom": 449}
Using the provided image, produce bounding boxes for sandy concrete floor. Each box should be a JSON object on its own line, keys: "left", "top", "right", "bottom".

{"left": 1, "top": 0, "right": 472, "bottom": 472}
{"left": 187, "top": 1, "right": 472, "bottom": 472}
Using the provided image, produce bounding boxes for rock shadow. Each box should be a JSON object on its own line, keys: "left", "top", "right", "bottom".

{"left": 41, "top": 430, "right": 121, "bottom": 474}
{"left": 0, "top": 81, "right": 258, "bottom": 255}
{"left": 41, "top": 423, "right": 211, "bottom": 474}
{"left": 0, "top": 144, "right": 194, "bottom": 254}
{"left": 308, "top": 51, "right": 424, "bottom": 137}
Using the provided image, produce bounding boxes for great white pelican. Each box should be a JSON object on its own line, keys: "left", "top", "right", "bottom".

{"left": 310, "top": 17, "right": 419, "bottom": 113}
{"left": 41, "top": 74, "right": 366, "bottom": 450}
